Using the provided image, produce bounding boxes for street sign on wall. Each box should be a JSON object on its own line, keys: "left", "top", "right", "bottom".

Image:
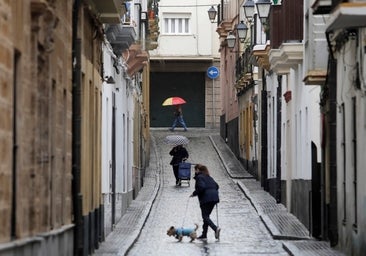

{"left": 207, "top": 66, "right": 219, "bottom": 79}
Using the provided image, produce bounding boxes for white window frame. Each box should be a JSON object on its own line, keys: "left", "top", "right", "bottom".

{"left": 163, "top": 13, "right": 191, "bottom": 35}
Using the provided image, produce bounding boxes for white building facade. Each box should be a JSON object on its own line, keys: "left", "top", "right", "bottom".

{"left": 323, "top": 2, "right": 366, "bottom": 254}
{"left": 251, "top": 0, "right": 323, "bottom": 234}
{"left": 101, "top": 42, "right": 135, "bottom": 236}
{"left": 101, "top": 0, "right": 150, "bottom": 238}
{"left": 148, "top": 0, "right": 221, "bottom": 129}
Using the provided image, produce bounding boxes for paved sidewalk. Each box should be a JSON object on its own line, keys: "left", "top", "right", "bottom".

{"left": 95, "top": 130, "right": 344, "bottom": 256}
{"left": 209, "top": 134, "right": 344, "bottom": 256}
{"left": 95, "top": 135, "right": 162, "bottom": 255}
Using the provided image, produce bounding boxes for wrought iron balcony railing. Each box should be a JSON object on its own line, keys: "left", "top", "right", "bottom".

{"left": 235, "top": 47, "right": 253, "bottom": 83}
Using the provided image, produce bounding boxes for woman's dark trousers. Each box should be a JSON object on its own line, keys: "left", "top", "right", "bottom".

{"left": 200, "top": 202, "right": 218, "bottom": 237}
{"left": 173, "top": 164, "right": 179, "bottom": 184}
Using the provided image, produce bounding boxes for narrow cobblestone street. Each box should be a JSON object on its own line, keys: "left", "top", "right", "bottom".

{"left": 95, "top": 128, "right": 344, "bottom": 256}
{"left": 126, "top": 129, "right": 287, "bottom": 255}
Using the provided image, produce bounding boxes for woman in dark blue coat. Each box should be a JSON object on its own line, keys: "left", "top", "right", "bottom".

{"left": 190, "top": 164, "right": 220, "bottom": 240}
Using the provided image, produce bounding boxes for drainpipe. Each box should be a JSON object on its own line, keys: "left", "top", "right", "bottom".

{"left": 72, "top": 0, "right": 83, "bottom": 255}
{"left": 260, "top": 70, "right": 268, "bottom": 189}
{"left": 276, "top": 75, "right": 282, "bottom": 203}
{"left": 323, "top": 32, "right": 338, "bottom": 245}
{"left": 11, "top": 52, "right": 20, "bottom": 239}
{"left": 327, "top": 58, "right": 338, "bottom": 247}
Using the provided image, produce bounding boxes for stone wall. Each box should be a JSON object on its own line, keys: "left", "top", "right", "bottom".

{"left": 0, "top": 0, "right": 73, "bottom": 253}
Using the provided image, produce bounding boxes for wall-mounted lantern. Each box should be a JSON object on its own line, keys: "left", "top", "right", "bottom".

{"left": 236, "top": 21, "right": 248, "bottom": 43}
{"left": 207, "top": 6, "right": 217, "bottom": 23}
{"left": 255, "top": 0, "right": 272, "bottom": 25}
{"left": 226, "top": 31, "right": 236, "bottom": 48}
{"left": 243, "top": 0, "right": 255, "bottom": 23}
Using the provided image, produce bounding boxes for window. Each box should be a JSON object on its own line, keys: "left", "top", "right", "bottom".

{"left": 164, "top": 17, "right": 190, "bottom": 34}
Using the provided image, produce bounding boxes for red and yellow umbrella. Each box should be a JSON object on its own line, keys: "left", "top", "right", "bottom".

{"left": 162, "top": 97, "right": 186, "bottom": 106}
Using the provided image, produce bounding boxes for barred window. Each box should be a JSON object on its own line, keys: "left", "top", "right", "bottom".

{"left": 164, "top": 17, "right": 190, "bottom": 34}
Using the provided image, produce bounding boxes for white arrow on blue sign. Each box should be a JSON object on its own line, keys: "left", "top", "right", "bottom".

{"left": 207, "top": 66, "right": 219, "bottom": 79}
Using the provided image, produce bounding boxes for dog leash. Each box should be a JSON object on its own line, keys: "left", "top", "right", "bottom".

{"left": 181, "top": 197, "right": 191, "bottom": 228}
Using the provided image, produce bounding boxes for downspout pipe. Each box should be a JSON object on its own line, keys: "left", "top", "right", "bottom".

{"left": 261, "top": 70, "right": 268, "bottom": 189}
{"left": 276, "top": 75, "right": 282, "bottom": 203}
{"left": 327, "top": 57, "right": 338, "bottom": 247}
{"left": 72, "top": 0, "right": 83, "bottom": 255}
{"left": 325, "top": 30, "right": 334, "bottom": 60}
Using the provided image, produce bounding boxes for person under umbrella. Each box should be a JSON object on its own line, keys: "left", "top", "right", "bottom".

{"left": 169, "top": 144, "right": 189, "bottom": 186}
{"left": 170, "top": 105, "right": 188, "bottom": 132}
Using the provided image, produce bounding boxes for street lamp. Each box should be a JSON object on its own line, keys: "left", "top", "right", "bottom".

{"left": 207, "top": 6, "right": 217, "bottom": 23}
{"left": 255, "top": 0, "right": 272, "bottom": 25}
{"left": 243, "top": 0, "right": 255, "bottom": 23}
{"left": 226, "top": 21, "right": 248, "bottom": 50}
{"left": 236, "top": 21, "right": 248, "bottom": 43}
{"left": 226, "top": 31, "right": 236, "bottom": 48}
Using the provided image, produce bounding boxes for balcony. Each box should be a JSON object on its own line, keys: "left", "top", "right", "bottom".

{"left": 147, "top": 5, "right": 159, "bottom": 51}
{"left": 253, "top": 0, "right": 303, "bottom": 72}
{"left": 326, "top": 2, "right": 366, "bottom": 32}
{"left": 105, "top": 24, "right": 137, "bottom": 56}
{"left": 216, "top": 2, "right": 234, "bottom": 48}
{"left": 304, "top": 4, "right": 330, "bottom": 85}
{"left": 269, "top": 42, "right": 303, "bottom": 75}
{"left": 270, "top": 0, "right": 303, "bottom": 49}
{"left": 253, "top": 42, "right": 270, "bottom": 71}
{"left": 312, "top": 0, "right": 332, "bottom": 15}
{"left": 235, "top": 47, "right": 254, "bottom": 90}
{"left": 87, "top": 0, "right": 126, "bottom": 24}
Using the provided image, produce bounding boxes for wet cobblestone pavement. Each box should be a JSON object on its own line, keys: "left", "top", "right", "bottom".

{"left": 95, "top": 128, "right": 344, "bottom": 256}
{"left": 126, "top": 130, "right": 287, "bottom": 256}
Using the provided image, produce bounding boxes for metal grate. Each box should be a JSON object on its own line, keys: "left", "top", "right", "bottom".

{"left": 283, "top": 241, "right": 346, "bottom": 256}
{"left": 266, "top": 212, "right": 310, "bottom": 238}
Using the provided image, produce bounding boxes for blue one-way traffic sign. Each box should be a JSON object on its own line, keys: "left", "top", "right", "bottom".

{"left": 207, "top": 66, "right": 219, "bottom": 79}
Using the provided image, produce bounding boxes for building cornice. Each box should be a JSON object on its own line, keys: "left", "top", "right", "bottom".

{"left": 252, "top": 42, "right": 270, "bottom": 71}
{"left": 235, "top": 73, "right": 253, "bottom": 89}
{"left": 124, "top": 44, "right": 149, "bottom": 77}
{"left": 326, "top": 3, "right": 366, "bottom": 32}
{"left": 217, "top": 20, "right": 234, "bottom": 49}
{"left": 86, "top": 0, "right": 125, "bottom": 24}
{"left": 269, "top": 42, "right": 303, "bottom": 74}
{"left": 303, "top": 70, "right": 327, "bottom": 85}
{"left": 216, "top": 21, "right": 233, "bottom": 38}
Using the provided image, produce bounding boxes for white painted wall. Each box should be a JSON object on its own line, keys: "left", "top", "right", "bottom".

{"left": 149, "top": 0, "right": 220, "bottom": 58}
{"left": 102, "top": 43, "right": 115, "bottom": 195}
{"left": 265, "top": 73, "right": 278, "bottom": 179}
{"left": 293, "top": 65, "right": 321, "bottom": 180}
{"left": 102, "top": 43, "right": 136, "bottom": 195}
{"left": 268, "top": 62, "right": 320, "bottom": 209}
{"left": 335, "top": 28, "right": 366, "bottom": 255}
{"left": 279, "top": 65, "right": 321, "bottom": 180}
{"left": 101, "top": 41, "right": 136, "bottom": 233}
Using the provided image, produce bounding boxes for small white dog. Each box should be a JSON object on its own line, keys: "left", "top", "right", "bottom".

{"left": 166, "top": 224, "right": 198, "bottom": 242}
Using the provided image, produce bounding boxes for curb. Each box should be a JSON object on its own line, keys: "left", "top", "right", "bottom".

{"left": 95, "top": 134, "right": 162, "bottom": 256}
{"left": 123, "top": 134, "right": 162, "bottom": 255}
